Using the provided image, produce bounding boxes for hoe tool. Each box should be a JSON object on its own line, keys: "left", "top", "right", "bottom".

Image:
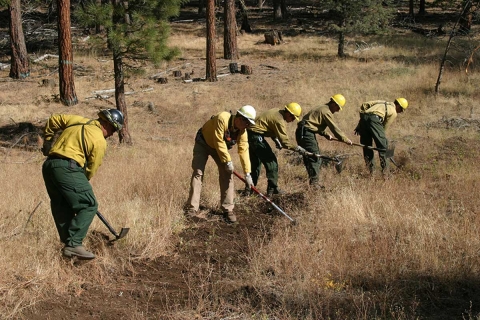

{"left": 304, "top": 151, "right": 344, "bottom": 173}
{"left": 96, "top": 211, "right": 130, "bottom": 240}
{"left": 233, "top": 171, "right": 296, "bottom": 225}
{"left": 331, "top": 138, "right": 396, "bottom": 165}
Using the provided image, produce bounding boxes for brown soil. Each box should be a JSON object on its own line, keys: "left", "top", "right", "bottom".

{"left": 20, "top": 196, "right": 296, "bottom": 319}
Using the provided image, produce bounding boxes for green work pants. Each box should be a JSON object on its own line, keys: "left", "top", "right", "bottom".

{"left": 42, "top": 158, "right": 98, "bottom": 247}
{"left": 295, "top": 125, "right": 321, "bottom": 185}
{"left": 247, "top": 131, "right": 279, "bottom": 192}
{"left": 357, "top": 114, "right": 389, "bottom": 172}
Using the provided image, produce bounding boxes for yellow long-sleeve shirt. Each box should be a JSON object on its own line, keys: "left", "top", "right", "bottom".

{"left": 201, "top": 111, "right": 251, "bottom": 173}
{"left": 359, "top": 101, "right": 398, "bottom": 131}
{"left": 248, "top": 108, "right": 295, "bottom": 150}
{"left": 44, "top": 114, "right": 106, "bottom": 180}
{"left": 300, "top": 105, "right": 349, "bottom": 142}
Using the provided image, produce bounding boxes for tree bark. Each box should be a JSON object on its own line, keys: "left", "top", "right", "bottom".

{"left": 8, "top": 0, "right": 30, "bottom": 79}
{"left": 224, "top": 0, "right": 238, "bottom": 60}
{"left": 338, "top": 30, "right": 345, "bottom": 58}
{"left": 57, "top": 0, "right": 78, "bottom": 106}
{"left": 419, "top": 0, "right": 426, "bottom": 15}
{"left": 206, "top": 0, "right": 217, "bottom": 82}
{"left": 113, "top": 52, "right": 131, "bottom": 143}
{"left": 111, "top": 0, "right": 131, "bottom": 143}
{"left": 258, "top": 0, "right": 263, "bottom": 9}
{"left": 435, "top": 1, "right": 471, "bottom": 94}
{"left": 409, "top": 0, "right": 414, "bottom": 17}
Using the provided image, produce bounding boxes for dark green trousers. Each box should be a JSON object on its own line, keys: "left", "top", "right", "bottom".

{"left": 357, "top": 114, "right": 389, "bottom": 172}
{"left": 42, "top": 158, "right": 98, "bottom": 247}
{"left": 247, "top": 131, "right": 279, "bottom": 192}
{"left": 295, "top": 125, "right": 321, "bottom": 185}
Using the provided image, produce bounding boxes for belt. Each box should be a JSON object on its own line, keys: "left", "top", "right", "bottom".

{"left": 47, "top": 155, "right": 81, "bottom": 168}
{"left": 362, "top": 113, "right": 383, "bottom": 122}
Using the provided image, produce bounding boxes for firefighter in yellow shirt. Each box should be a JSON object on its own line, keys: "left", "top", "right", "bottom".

{"left": 42, "top": 109, "right": 124, "bottom": 260}
{"left": 296, "top": 94, "right": 352, "bottom": 187}
{"left": 354, "top": 98, "right": 408, "bottom": 173}
{"left": 247, "top": 103, "right": 306, "bottom": 197}
{"left": 186, "top": 105, "right": 256, "bottom": 223}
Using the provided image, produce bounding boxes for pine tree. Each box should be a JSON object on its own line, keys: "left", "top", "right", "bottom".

{"left": 321, "top": 0, "right": 395, "bottom": 57}
{"left": 75, "top": 0, "right": 184, "bottom": 143}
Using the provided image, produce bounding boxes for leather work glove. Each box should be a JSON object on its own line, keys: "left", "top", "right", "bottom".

{"left": 245, "top": 173, "right": 254, "bottom": 189}
{"left": 41, "top": 139, "right": 53, "bottom": 156}
{"left": 354, "top": 121, "right": 361, "bottom": 136}
{"left": 273, "top": 137, "right": 283, "bottom": 150}
{"left": 295, "top": 145, "right": 307, "bottom": 156}
{"left": 225, "top": 161, "right": 234, "bottom": 174}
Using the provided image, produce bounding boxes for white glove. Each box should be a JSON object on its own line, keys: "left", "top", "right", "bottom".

{"left": 245, "top": 173, "right": 254, "bottom": 189}
{"left": 325, "top": 134, "right": 332, "bottom": 140}
{"left": 345, "top": 139, "right": 353, "bottom": 145}
{"left": 273, "top": 137, "right": 283, "bottom": 150}
{"left": 225, "top": 161, "right": 234, "bottom": 174}
{"left": 295, "top": 145, "right": 307, "bottom": 156}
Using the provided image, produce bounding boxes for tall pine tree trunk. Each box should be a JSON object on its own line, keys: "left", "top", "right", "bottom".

{"left": 9, "top": 0, "right": 30, "bottom": 79}
{"left": 57, "top": 0, "right": 78, "bottom": 106}
{"left": 224, "top": 0, "right": 238, "bottom": 60}
{"left": 111, "top": 0, "right": 131, "bottom": 144}
{"left": 419, "top": 0, "right": 426, "bottom": 15}
{"left": 206, "top": 0, "right": 217, "bottom": 82}
{"left": 113, "top": 52, "right": 131, "bottom": 144}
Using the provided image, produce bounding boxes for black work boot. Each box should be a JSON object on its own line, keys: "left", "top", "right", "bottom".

{"left": 266, "top": 187, "right": 285, "bottom": 198}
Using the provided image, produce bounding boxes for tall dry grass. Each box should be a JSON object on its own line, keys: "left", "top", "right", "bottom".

{"left": 1, "top": 23, "right": 480, "bottom": 319}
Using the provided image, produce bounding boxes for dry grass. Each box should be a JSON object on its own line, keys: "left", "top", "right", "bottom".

{"left": 1, "top": 21, "right": 480, "bottom": 319}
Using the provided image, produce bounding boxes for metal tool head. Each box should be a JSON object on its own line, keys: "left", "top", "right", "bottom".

{"left": 116, "top": 228, "right": 130, "bottom": 240}
{"left": 385, "top": 140, "right": 396, "bottom": 158}
{"left": 334, "top": 158, "right": 344, "bottom": 173}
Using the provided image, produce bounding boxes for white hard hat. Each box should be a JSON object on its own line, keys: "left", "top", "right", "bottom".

{"left": 237, "top": 105, "right": 256, "bottom": 125}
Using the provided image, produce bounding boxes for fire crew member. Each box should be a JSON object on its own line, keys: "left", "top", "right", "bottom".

{"left": 42, "top": 109, "right": 124, "bottom": 260}
{"left": 354, "top": 98, "right": 408, "bottom": 174}
{"left": 246, "top": 103, "right": 307, "bottom": 197}
{"left": 186, "top": 105, "right": 256, "bottom": 223}
{"left": 296, "top": 94, "right": 352, "bottom": 187}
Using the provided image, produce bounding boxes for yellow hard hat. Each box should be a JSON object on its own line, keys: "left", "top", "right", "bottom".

{"left": 285, "top": 102, "right": 302, "bottom": 121}
{"left": 331, "top": 94, "right": 346, "bottom": 110}
{"left": 395, "top": 98, "right": 408, "bottom": 109}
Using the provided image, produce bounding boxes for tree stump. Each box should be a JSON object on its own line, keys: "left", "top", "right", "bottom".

{"left": 229, "top": 62, "right": 238, "bottom": 74}
{"left": 156, "top": 77, "right": 168, "bottom": 84}
{"left": 264, "top": 30, "right": 283, "bottom": 45}
{"left": 173, "top": 70, "right": 182, "bottom": 77}
{"left": 241, "top": 65, "right": 252, "bottom": 75}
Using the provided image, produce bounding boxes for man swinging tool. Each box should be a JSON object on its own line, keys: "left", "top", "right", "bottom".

{"left": 185, "top": 105, "right": 256, "bottom": 224}
{"left": 41, "top": 109, "right": 124, "bottom": 260}
{"left": 246, "top": 102, "right": 307, "bottom": 197}
{"left": 354, "top": 98, "right": 408, "bottom": 174}
{"left": 296, "top": 94, "right": 352, "bottom": 188}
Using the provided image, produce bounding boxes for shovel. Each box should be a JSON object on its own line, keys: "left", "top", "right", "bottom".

{"left": 96, "top": 211, "right": 130, "bottom": 240}
{"left": 304, "top": 151, "right": 344, "bottom": 173}
{"left": 233, "top": 171, "right": 296, "bottom": 225}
